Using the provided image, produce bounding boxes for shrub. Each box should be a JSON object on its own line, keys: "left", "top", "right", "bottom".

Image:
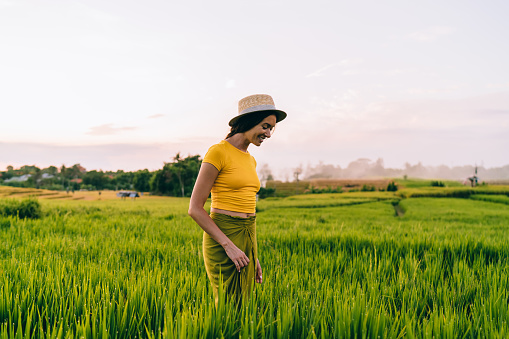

{"left": 0, "top": 218, "right": 11, "bottom": 229}
{"left": 361, "top": 184, "right": 376, "bottom": 192}
{"left": 387, "top": 181, "right": 398, "bottom": 192}
{"left": 431, "top": 181, "right": 445, "bottom": 187}
{"left": 44, "top": 184, "right": 65, "bottom": 191}
{"left": 0, "top": 197, "right": 42, "bottom": 219}
{"left": 308, "top": 186, "right": 342, "bottom": 194}
{"left": 258, "top": 187, "right": 276, "bottom": 199}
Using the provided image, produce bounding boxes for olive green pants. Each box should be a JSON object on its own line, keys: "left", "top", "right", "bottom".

{"left": 203, "top": 213, "right": 258, "bottom": 303}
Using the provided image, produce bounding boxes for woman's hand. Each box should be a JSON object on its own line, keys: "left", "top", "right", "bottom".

{"left": 223, "top": 242, "right": 250, "bottom": 272}
{"left": 256, "top": 259, "right": 263, "bottom": 283}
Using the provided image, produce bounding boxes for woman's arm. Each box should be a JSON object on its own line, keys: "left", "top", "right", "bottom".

{"left": 188, "top": 162, "right": 251, "bottom": 272}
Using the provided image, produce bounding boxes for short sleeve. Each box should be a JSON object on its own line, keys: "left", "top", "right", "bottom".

{"left": 203, "top": 143, "right": 225, "bottom": 171}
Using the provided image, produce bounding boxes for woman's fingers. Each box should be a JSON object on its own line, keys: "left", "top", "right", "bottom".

{"left": 237, "top": 255, "right": 249, "bottom": 271}
{"left": 225, "top": 244, "right": 249, "bottom": 272}
{"left": 256, "top": 260, "right": 263, "bottom": 283}
{"left": 234, "top": 260, "right": 246, "bottom": 272}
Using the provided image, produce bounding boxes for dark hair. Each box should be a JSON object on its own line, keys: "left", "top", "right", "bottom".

{"left": 226, "top": 112, "right": 275, "bottom": 139}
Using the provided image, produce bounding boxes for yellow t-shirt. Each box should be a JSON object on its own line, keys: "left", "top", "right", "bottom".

{"left": 203, "top": 140, "right": 260, "bottom": 214}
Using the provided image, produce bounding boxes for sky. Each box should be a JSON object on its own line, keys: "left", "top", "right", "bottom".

{"left": 1, "top": 0, "right": 508, "bottom": 178}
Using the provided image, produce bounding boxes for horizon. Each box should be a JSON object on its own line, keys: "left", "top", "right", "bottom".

{"left": 2, "top": 155, "right": 507, "bottom": 182}
{"left": 1, "top": 0, "right": 508, "bottom": 173}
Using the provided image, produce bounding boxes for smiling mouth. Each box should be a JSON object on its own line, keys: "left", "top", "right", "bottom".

{"left": 258, "top": 135, "right": 266, "bottom": 143}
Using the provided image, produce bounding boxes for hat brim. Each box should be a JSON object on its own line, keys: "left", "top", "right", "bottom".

{"left": 228, "top": 109, "right": 287, "bottom": 127}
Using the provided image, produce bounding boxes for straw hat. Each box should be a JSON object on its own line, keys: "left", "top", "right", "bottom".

{"left": 229, "top": 94, "right": 287, "bottom": 126}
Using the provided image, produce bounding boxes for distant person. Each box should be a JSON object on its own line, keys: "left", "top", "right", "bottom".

{"left": 189, "top": 94, "right": 287, "bottom": 304}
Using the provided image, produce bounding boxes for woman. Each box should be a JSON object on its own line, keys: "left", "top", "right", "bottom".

{"left": 188, "top": 94, "right": 286, "bottom": 303}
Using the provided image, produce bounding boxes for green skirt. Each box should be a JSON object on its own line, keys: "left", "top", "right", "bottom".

{"left": 203, "top": 213, "right": 258, "bottom": 303}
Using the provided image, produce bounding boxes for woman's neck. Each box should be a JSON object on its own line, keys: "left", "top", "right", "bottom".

{"left": 226, "top": 134, "right": 250, "bottom": 152}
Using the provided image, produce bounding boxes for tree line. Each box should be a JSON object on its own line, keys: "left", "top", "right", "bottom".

{"left": 0, "top": 153, "right": 201, "bottom": 197}
{"left": 304, "top": 158, "right": 509, "bottom": 181}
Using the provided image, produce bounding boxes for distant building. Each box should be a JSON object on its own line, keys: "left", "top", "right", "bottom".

{"left": 70, "top": 178, "right": 83, "bottom": 184}
{"left": 465, "top": 166, "right": 479, "bottom": 187}
{"left": 116, "top": 191, "right": 141, "bottom": 199}
{"left": 466, "top": 176, "right": 479, "bottom": 187}
{"left": 4, "top": 174, "right": 31, "bottom": 183}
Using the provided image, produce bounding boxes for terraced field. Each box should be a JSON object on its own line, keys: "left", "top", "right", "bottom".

{"left": 0, "top": 184, "right": 509, "bottom": 337}
{"left": 0, "top": 186, "right": 141, "bottom": 201}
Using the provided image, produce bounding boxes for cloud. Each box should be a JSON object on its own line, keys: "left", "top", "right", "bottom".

{"left": 405, "top": 85, "right": 461, "bottom": 94}
{"left": 225, "top": 79, "right": 236, "bottom": 88}
{"left": 0, "top": 0, "right": 16, "bottom": 7}
{"left": 487, "top": 83, "right": 509, "bottom": 89}
{"left": 308, "top": 61, "right": 406, "bottom": 78}
{"left": 480, "top": 109, "right": 509, "bottom": 115}
{"left": 86, "top": 124, "right": 137, "bottom": 136}
{"left": 74, "top": 2, "right": 119, "bottom": 24}
{"left": 148, "top": 114, "right": 165, "bottom": 119}
{"left": 407, "top": 26, "right": 456, "bottom": 42}
{"left": 0, "top": 140, "right": 216, "bottom": 172}
{"left": 342, "top": 69, "right": 408, "bottom": 76}
{"left": 302, "top": 91, "right": 509, "bottom": 140}
{"left": 259, "top": 91, "right": 509, "bottom": 171}
{"left": 306, "top": 59, "right": 362, "bottom": 78}
{"left": 306, "top": 89, "right": 362, "bottom": 123}
{"left": 306, "top": 63, "right": 337, "bottom": 78}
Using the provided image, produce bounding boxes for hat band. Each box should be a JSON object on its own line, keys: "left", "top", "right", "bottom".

{"left": 239, "top": 104, "right": 276, "bottom": 115}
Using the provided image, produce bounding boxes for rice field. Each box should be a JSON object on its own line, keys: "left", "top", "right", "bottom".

{"left": 1, "top": 185, "right": 509, "bottom": 338}
{"left": 0, "top": 187, "right": 143, "bottom": 201}
{"left": 265, "top": 179, "right": 392, "bottom": 196}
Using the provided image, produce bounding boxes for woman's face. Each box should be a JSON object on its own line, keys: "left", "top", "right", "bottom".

{"left": 246, "top": 114, "right": 277, "bottom": 146}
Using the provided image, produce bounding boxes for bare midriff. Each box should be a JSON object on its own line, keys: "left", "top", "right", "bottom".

{"left": 210, "top": 208, "right": 256, "bottom": 218}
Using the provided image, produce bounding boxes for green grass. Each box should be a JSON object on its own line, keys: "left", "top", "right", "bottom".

{"left": 397, "top": 178, "right": 465, "bottom": 188}
{"left": 257, "top": 191, "right": 398, "bottom": 212}
{"left": 398, "top": 185, "right": 509, "bottom": 199}
{"left": 470, "top": 194, "right": 509, "bottom": 205}
{"left": 0, "top": 192, "right": 509, "bottom": 337}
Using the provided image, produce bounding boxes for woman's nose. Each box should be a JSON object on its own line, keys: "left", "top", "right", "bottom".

{"left": 265, "top": 129, "right": 272, "bottom": 138}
